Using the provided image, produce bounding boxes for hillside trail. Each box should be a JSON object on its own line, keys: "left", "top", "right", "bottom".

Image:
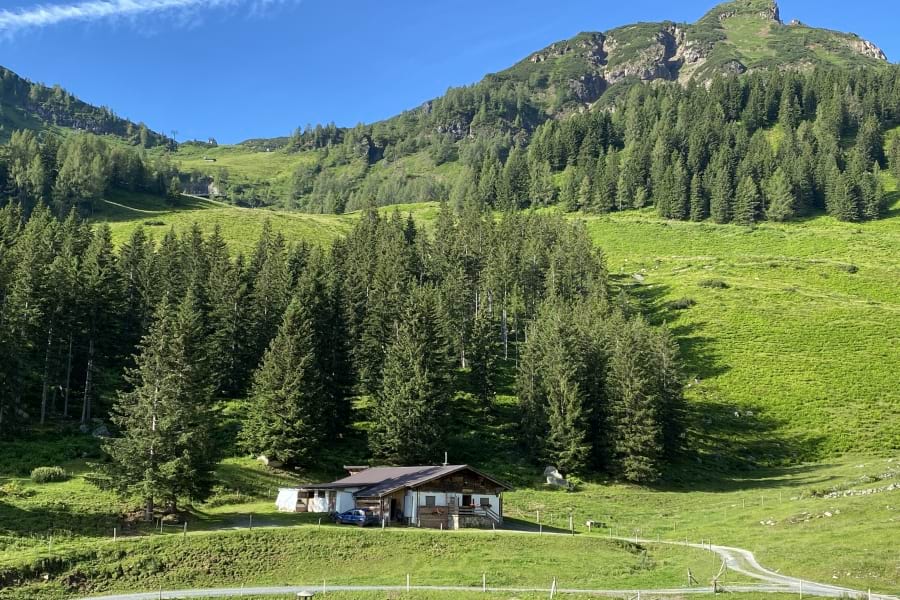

{"left": 76, "top": 526, "right": 900, "bottom": 600}
{"left": 101, "top": 199, "right": 168, "bottom": 214}
{"left": 618, "top": 536, "right": 898, "bottom": 600}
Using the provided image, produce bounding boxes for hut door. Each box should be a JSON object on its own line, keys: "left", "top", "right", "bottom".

{"left": 462, "top": 494, "right": 472, "bottom": 508}
{"left": 390, "top": 498, "right": 398, "bottom": 521}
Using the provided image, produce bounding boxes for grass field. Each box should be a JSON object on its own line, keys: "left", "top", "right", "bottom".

{"left": 92, "top": 191, "right": 357, "bottom": 252}
{"left": 0, "top": 523, "right": 733, "bottom": 599}
{"left": 582, "top": 201, "right": 900, "bottom": 460}
{"left": 3, "top": 449, "right": 898, "bottom": 597}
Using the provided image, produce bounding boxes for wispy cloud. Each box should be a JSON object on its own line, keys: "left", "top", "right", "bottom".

{"left": 0, "top": 0, "right": 287, "bottom": 34}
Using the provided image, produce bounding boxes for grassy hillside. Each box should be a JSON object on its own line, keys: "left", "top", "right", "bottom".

{"left": 90, "top": 164, "right": 900, "bottom": 462}
{"left": 93, "top": 191, "right": 358, "bottom": 252}
{"left": 583, "top": 205, "right": 900, "bottom": 460}
{"left": 0, "top": 66, "right": 169, "bottom": 146}
{"left": 2, "top": 447, "right": 898, "bottom": 597}
{"left": 0, "top": 513, "right": 729, "bottom": 599}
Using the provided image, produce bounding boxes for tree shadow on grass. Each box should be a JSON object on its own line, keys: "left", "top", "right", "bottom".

{"left": 662, "top": 399, "right": 829, "bottom": 493}
{"left": 621, "top": 279, "right": 829, "bottom": 491}
{"left": 882, "top": 188, "right": 900, "bottom": 219}
{"left": 0, "top": 497, "right": 121, "bottom": 539}
{"left": 622, "top": 278, "right": 728, "bottom": 380}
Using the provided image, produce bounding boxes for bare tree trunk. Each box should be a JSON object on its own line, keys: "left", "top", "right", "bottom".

{"left": 81, "top": 338, "right": 94, "bottom": 425}
{"left": 514, "top": 313, "right": 519, "bottom": 368}
{"left": 40, "top": 323, "right": 54, "bottom": 425}
{"left": 144, "top": 497, "right": 154, "bottom": 522}
{"left": 502, "top": 308, "right": 508, "bottom": 360}
{"left": 63, "top": 334, "right": 73, "bottom": 418}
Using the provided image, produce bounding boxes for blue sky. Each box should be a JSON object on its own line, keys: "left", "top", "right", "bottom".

{"left": 2, "top": 0, "right": 897, "bottom": 144}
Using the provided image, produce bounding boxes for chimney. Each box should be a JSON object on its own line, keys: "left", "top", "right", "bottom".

{"left": 442, "top": 452, "right": 448, "bottom": 466}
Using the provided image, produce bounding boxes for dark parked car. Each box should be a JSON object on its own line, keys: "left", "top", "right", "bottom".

{"left": 334, "top": 509, "right": 378, "bottom": 527}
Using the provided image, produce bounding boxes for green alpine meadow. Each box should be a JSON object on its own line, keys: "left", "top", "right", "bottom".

{"left": 0, "top": 1, "right": 898, "bottom": 599}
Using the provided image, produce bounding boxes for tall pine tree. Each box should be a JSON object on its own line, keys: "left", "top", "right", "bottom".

{"left": 370, "top": 288, "right": 451, "bottom": 464}
{"left": 101, "top": 291, "right": 217, "bottom": 519}
{"left": 241, "top": 298, "right": 328, "bottom": 468}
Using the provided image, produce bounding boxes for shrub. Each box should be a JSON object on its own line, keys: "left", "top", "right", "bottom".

{"left": 838, "top": 263, "right": 859, "bottom": 274}
{"left": 0, "top": 482, "right": 35, "bottom": 498}
{"left": 203, "top": 485, "right": 254, "bottom": 508}
{"left": 698, "top": 279, "right": 730, "bottom": 289}
{"left": 668, "top": 297, "right": 697, "bottom": 310}
{"left": 143, "top": 220, "right": 166, "bottom": 227}
{"left": 30, "top": 466, "right": 70, "bottom": 484}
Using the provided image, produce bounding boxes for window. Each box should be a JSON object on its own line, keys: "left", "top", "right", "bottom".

{"left": 480, "top": 497, "right": 491, "bottom": 507}
{"left": 424, "top": 496, "right": 436, "bottom": 507}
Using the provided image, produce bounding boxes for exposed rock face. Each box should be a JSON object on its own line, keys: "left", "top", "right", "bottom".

{"left": 762, "top": 1, "right": 781, "bottom": 24}
{"left": 605, "top": 25, "right": 685, "bottom": 85}
{"left": 722, "top": 59, "right": 748, "bottom": 74}
{"left": 530, "top": 33, "right": 607, "bottom": 66}
{"left": 436, "top": 120, "right": 469, "bottom": 139}
{"left": 718, "top": 0, "right": 781, "bottom": 24}
{"left": 567, "top": 74, "right": 607, "bottom": 103}
{"left": 845, "top": 38, "right": 888, "bottom": 61}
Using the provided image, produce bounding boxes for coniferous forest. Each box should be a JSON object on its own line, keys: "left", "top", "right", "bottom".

{"left": 0, "top": 201, "right": 682, "bottom": 509}
{"left": 288, "top": 69, "right": 900, "bottom": 223}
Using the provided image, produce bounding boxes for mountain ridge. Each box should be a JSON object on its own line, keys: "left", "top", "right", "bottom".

{"left": 476, "top": 0, "right": 889, "bottom": 119}
{"left": 0, "top": 65, "right": 170, "bottom": 147}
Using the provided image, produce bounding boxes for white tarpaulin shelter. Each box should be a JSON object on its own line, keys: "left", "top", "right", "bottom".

{"left": 276, "top": 488, "right": 335, "bottom": 513}
{"left": 276, "top": 488, "right": 301, "bottom": 512}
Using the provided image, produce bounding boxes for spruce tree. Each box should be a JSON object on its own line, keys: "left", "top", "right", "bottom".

{"left": 468, "top": 301, "right": 498, "bottom": 407}
{"left": 826, "top": 167, "right": 860, "bottom": 222}
{"left": 516, "top": 302, "right": 591, "bottom": 474}
{"left": 240, "top": 298, "right": 327, "bottom": 468}
{"left": 889, "top": 136, "right": 900, "bottom": 182}
{"left": 205, "top": 227, "right": 249, "bottom": 396}
{"left": 101, "top": 292, "right": 217, "bottom": 519}
{"left": 528, "top": 159, "right": 556, "bottom": 206}
{"left": 860, "top": 168, "right": 885, "bottom": 221}
{"left": 710, "top": 158, "right": 733, "bottom": 224}
{"left": 80, "top": 224, "right": 122, "bottom": 425}
{"left": 764, "top": 168, "right": 796, "bottom": 222}
{"left": 733, "top": 176, "right": 760, "bottom": 227}
{"left": 500, "top": 146, "right": 530, "bottom": 209}
{"left": 606, "top": 316, "right": 665, "bottom": 483}
{"left": 477, "top": 156, "right": 501, "bottom": 207}
{"left": 689, "top": 173, "right": 707, "bottom": 222}
{"left": 370, "top": 288, "right": 451, "bottom": 464}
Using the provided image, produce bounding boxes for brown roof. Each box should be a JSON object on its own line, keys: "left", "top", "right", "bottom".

{"left": 304, "top": 465, "right": 512, "bottom": 498}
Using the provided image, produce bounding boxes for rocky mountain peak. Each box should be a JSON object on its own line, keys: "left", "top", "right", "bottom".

{"left": 705, "top": 0, "right": 782, "bottom": 24}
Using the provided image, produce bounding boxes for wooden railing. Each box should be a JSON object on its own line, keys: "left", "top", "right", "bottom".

{"left": 456, "top": 505, "right": 501, "bottom": 523}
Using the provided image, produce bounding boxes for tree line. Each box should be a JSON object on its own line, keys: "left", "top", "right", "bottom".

{"left": 448, "top": 68, "right": 898, "bottom": 223}
{"left": 0, "top": 203, "right": 682, "bottom": 513}
{"left": 281, "top": 67, "right": 899, "bottom": 223}
{"left": 0, "top": 130, "right": 181, "bottom": 216}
